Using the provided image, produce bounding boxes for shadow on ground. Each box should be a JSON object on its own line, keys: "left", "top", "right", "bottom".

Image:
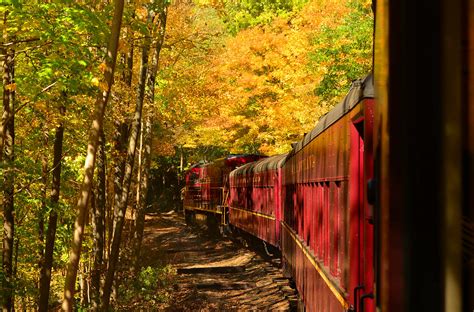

{"left": 138, "top": 210, "right": 297, "bottom": 311}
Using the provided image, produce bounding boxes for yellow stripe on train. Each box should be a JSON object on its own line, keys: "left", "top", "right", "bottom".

{"left": 282, "top": 222, "right": 349, "bottom": 310}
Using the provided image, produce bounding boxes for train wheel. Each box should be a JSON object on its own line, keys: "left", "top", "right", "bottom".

{"left": 296, "top": 298, "right": 305, "bottom": 312}
{"left": 206, "top": 214, "right": 219, "bottom": 235}
{"left": 185, "top": 210, "right": 195, "bottom": 225}
{"left": 281, "top": 256, "right": 292, "bottom": 279}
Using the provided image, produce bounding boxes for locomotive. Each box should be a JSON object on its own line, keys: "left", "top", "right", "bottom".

{"left": 182, "top": 74, "right": 375, "bottom": 311}
{"left": 183, "top": 154, "right": 264, "bottom": 227}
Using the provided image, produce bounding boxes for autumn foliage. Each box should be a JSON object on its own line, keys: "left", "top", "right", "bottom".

{"left": 158, "top": 0, "right": 373, "bottom": 157}
{"left": 0, "top": 0, "right": 372, "bottom": 309}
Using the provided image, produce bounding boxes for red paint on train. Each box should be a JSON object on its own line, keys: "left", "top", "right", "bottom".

{"left": 182, "top": 75, "right": 375, "bottom": 312}
{"left": 229, "top": 155, "right": 286, "bottom": 247}
{"left": 281, "top": 75, "right": 374, "bottom": 311}
{"left": 183, "top": 154, "right": 265, "bottom": 219}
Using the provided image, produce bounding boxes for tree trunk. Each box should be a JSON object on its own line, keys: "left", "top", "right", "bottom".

{"left": 62, "top": 0, "right": 124, "bottom": 310}
{"left": 2, "top": 10, "right": 15, "bottom": 310}
{"left": 101, "top": 29, "right": 151, "bottom": 311}
{"left": 132, "top": 5, "right": 168, "bottom": 273}
{"left": 91, "top": 130, "right": 106, "bottom": 310}
{"left": 108, "top": 121, "right": 128, "bottom": 256}
{"left": 39, "top": 103, "right": 65, "bottom": 312}
{"left": 109, "top": 38, "right": 133, "bottom": 256}
{"left": 38, "top": 126, "right": 48, "bottom": 293}
{"left": 133, "top": 117, "right": 151, "bottom": 273}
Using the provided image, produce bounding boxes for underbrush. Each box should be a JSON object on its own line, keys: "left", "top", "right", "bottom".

{"left": 115, "top": 265, "right": 177, "bottom": 310}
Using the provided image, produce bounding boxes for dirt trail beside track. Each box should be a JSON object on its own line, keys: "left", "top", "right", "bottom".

{"left": 140, "top": 210, "right": 297, "bottom": 311}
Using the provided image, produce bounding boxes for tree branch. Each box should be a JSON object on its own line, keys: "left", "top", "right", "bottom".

{"left": 1, "top": 37, "right": 40, "bottom": 47}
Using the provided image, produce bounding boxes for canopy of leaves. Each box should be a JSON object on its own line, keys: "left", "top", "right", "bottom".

{"left": 0, "top": 1, "right": 141, "bottom": 308}
{"left": 157, "top": 0, "right": 372, "bottom": 158}
{"left": 209, "top": 0, "right": 309, "bottom": 34}
{"left": 309, "top": 0, "right": 373, "bottom": 104}
{"left": 0, "top": 0, "right": 373, "bottom": 308}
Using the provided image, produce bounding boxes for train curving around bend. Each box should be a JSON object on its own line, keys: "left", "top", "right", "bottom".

{"left": 183, "top": 0, "right": 474, "bottom": 310}
{"left": 183, "top": 75, "right": 375, "bottom": 311}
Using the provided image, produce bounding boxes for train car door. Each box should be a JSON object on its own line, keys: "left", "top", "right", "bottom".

{"left": 362, "top": 99, "right": 375, "bottom": 312}
{"left": 350, "top": 105, "right": 375, "bottom": 312}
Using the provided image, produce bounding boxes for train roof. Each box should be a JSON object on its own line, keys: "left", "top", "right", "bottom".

{"left": 292, "top": 74, "right": 374, "bottom": 155}
{"left": 230, "top": 154, "right": 287, "bottom": 177}
{"left": 188, "top": 161, "right": 207, "bottom": 170}
{"left": 253, "top": 154, "right": 287, "bottom": 173}
{"left": 201, "top": 154, "right": 264, "bottom": 169}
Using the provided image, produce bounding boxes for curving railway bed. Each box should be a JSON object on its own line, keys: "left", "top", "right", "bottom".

{"left": 142, "top": 212, "right": 299, "bottom": 311}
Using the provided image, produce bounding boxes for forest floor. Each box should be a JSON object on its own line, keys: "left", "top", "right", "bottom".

{"left": 119, "top": 210, "right": 298, "bottom": 311}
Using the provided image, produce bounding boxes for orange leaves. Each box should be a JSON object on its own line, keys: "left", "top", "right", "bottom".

{"left": 98, "top": 62, "right": 107, "bottom": 73}
{"left": 157, "top": 0, "right": 367, "bottom": 155}
{"left": 135, "top": 7, "right": 148, "bottom": 20}
{"left": 5, "top": 83, "right": 17, "bottom": 92}
{"left": 199, "top": 8, "right": 326, "bottom": 154}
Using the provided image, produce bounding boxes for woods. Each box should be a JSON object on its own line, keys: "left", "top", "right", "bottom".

{"left": 0, "top": 0, "right": 371, "bottom": 310}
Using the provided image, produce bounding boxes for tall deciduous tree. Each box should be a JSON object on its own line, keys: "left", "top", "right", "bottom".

{"left": 62, "top": 0, "right": 125, "bottom": 309}
{"left": 38, "top": 102, "right": 65, "bottom": 312}
{"left": 2, "top": 9, "right": 16, "bottom": 312}
{"left": 133, "top": 3, "right": 168, "bottom": 274}
{"left": 101, "top": 7, "right": 152, "bottom": 308}
{"left": 91, "top": 129, "right": 106, "bottom": 310}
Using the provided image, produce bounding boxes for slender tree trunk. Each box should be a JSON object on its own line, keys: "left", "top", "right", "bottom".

{"left": 38, "top": 126, "right": 48, "bottom": 293}
{"left": 108, "top": 122, "right": 128, "bottom": 256}
{"left": 62, "top": 0, "right": 124, "bottom": 310}
{"left": 109, "top": 42, "right": 133, "bottom": 255}
{"left": 101, "top": 30, "right": 151, "bottom": 311}
{"left": 38, "top": 103, "right": 65, "bottom": 312}
{"left": 132, "top": 6, "right": 168, "bottom": 273}
{"left": 147, "top": 7, "right": 167, "bottom": 99}
{"left": 133, "top": 117, "right": 151, "bottom": 273}
{"left": 121, "top": 47, "right": 133, "bottom": 86}
{"left": 91, "top": 130, "right": 106, "bottom": 310}
{"left": 135, "top": 126, "right": 143, "bottom": 221}
{"left": 2, "top": 10, "right": 15, "bottom": 310}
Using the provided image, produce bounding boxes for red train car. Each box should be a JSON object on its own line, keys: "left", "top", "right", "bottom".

{"left": 281, "top": 75, "right": 375, "bottom": 312}
{"left": 183, "top": 154, "right": 264, "bottom": 225}
{"left": 228, "top": 154, "right": 287, "bottom": 247}
{"left": 182, "top": 162, "right": 206, "bottom": 212}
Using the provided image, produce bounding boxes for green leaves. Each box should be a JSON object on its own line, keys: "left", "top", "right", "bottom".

{"left": 309, "top": 0, "right": 373, "bottom": 106}
{"left": 208, "top": 0, "right": 309, "bottom": 34}
{"left": 2, "top": 0, "right": 22, "bottom": 9}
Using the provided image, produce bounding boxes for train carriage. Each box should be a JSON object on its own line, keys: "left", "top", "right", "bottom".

{"left": 282, "top": 74, "right": 375, "bottom": 312}
{"left": 183, "top": 154, "right": 264, "bottom": 225}
{"left": 228, "top": 154, "right": 287, "bottom": 247}
{"left": 182, "top": 162, "right": 206, "bottom": 212}
{"left": 180, "top": 0, "right": 474, "bottom": 308}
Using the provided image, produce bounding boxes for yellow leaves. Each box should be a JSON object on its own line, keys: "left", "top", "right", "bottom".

{"left": 91, "top": 74, "right": 107, "bottom": 91}
{"left": 98, "top": 62, "right": 107, "bottom": 73}
{"left": 152, "top": 139, "right": 176, "bottom": 156}
{"left": 91, "top": 77, "right": 100, "bottom": 86}
{"left": 90, "top": 77, "right": 108, "bottom": 92}
{"left": 135, "top": 7, "right": 148, "bottom": 20}
{"left": 34, "top": 100, "right": 48, "bottom": 115}
{"left": 5, "top": 83, "right": 16, "bottom": 92}
{"left": 156, "top": 0, "right": 365, "bottom": 155}
{"left": 98, "top": 82, "right": 108, "bottom": 92}
{"left": 118, "top": 39, "right": 128, "bottom": 53}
